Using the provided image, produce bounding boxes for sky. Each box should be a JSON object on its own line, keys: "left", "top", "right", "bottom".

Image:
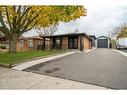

{"left": 23, "top": 0, "right": 127, "bottom": 38}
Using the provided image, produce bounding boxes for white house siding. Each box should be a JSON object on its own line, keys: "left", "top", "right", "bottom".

{"left": 116, "top": 38, "right": 127, "bottom": 48}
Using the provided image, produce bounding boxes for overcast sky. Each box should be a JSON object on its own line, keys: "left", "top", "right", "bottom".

{"left": 23, "top": 0, "right": 127, "bottom": 37}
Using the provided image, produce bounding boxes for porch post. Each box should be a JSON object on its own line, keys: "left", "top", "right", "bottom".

{"left": 43, "top": 37, "right": 45, "bottom": 50}
{"left": 91, "top": 39, "right": 92, "bottom": 49}
{"left": 50, "top": 37, "right": 54, "bottom": 50}
{"left": 80, "top": 35, "right": 83, "bottom": 51}
{"left": 60, "top": 36, "right": 62, "bottom": 50}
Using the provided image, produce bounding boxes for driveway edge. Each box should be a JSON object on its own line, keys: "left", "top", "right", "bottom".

{"left": 84, "top": 48, "right": 96, "bottom": 53}
{"left": 113, "top": 49, "right": 127, "bottom": 57}
{"left": 12, "top": 51, "right": 76, "bottom": 71}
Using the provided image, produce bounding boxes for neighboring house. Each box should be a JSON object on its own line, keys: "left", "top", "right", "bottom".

{"left": 116, "top": 37, "right": 127, "bottom": 48}
{"left": 41, "top": 33, "right": 92, "bottom": 51}
{"left": 96, "top": 36, "right": 110, "bottom": 48}
{"left": 17, "top": 36, "right": 44, "bottom": 51}
{"left": 0, "top": 36, "right": 9, "bottom": 48}
{"left": 0, "top": 35, "right": 49, "bottom": 51}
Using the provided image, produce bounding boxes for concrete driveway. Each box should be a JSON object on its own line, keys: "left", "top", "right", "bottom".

{"left": 0, "top": 67, "right": 106, "bottom": 89}
{"left": 24, "top": 49, "right": 127, "bottom": 89}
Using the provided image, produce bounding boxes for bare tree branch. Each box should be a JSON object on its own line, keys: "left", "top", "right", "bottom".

{"left": 5, "top": 7, "right": 12, "bottom": 30}
{"left": 0, "top": 27, "right": 10, "bottom": 38}
{"left": 0, "top": 11, "right": 8, "bottom": 30}
{"left": 12, "top": 6, "right": 18, "bottom": 30}
{"left": 0, "top": 11, "right": 10, "bottom": 36}
{"left": 18, "top": 15, "right": 40, "bottom": 36}
{"left": 38, "top": 24, "right": 58, "bottom": 36}
{"left": 16, "top": 6, "right": 21, "bottom": 14}
{"left": 16, "top": 7, "right": 31, "bottom": 25}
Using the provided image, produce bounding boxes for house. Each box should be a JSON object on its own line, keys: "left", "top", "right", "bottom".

{"left": 41, "top": 33, "right": 92, "bottom": 51}
{"left": 96, "top": 36, "right": 110, "bottom": 48}
{"left": 0, "top": 36, "right": 9, "bottom": 48}
{"left": 17, "top": 36, "right": 44, "bottom": 51}
{"left": 0, "top": 35, "right": 50, "bottom": 51}
{"left": 1, "top": 33, "right": 93, "bottom": 51}
{"left": 116, "top": 37, "right": 127, "bottom": 49}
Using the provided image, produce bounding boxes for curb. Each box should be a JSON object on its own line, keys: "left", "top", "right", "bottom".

{"left": 114, "top": 49, "right": 127, "bottom": 57}
{"left": 84, "top": 48, "right": 96, "bottom": 53}
{"left": 0, "top": 63, "right": 12, "bottom": 68}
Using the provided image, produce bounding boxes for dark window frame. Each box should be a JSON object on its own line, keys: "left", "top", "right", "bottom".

{"left": 68, "top": 36, "right": 78, "bottom": 49}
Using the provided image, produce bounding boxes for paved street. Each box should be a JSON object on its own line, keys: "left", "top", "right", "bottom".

{"left": 24, "top": 49, "right": 127, "bottom": 89}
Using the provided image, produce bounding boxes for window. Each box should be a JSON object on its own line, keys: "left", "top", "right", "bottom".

{"left": 53, "top": 37, "right": 61, "bottom": 48}
{"left": 28, "top": 39, "right": 33, "bottom": 47}
{"left": 55, "top": 38, "right": 60, "bottom": 45}
{"left": 19, "top": 40, "right": 24, "bottom": 48}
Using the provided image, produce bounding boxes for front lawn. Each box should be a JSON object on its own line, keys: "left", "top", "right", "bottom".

{"left": 0, "top": 50, "right": 65, "bottom": 67}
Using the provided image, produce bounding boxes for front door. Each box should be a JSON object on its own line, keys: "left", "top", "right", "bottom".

{"left": 68, "top": 37, "right": 78, "bottom": 49}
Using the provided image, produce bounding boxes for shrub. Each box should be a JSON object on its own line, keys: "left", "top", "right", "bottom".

{"left": 0, "top": 46, "right": 6, "bottom": 49}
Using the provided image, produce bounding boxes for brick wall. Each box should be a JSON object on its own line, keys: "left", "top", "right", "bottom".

{"left": 17, "top": 38, "right": 43, "bottom": 51}
{"left": 40, "top": 36, "right": 91, "bottom": 50}
{"left": 62, "top": 37, "right": 68, "bottom": 49}
{"left": 84, "top": 37, "right": 91, "bottom": 50}
{"left": 17, "top": 39, "right": 28, "bottom": 51}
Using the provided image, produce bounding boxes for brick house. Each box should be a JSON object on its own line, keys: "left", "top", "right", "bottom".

{"left": 17, "top": 36, "right": 44, "bottom": 51}
{"left": 41, "top": 33, "right": 92, "bottom": 51}
{"left": 0, "top": 35, "right": 49, "bottom": 51}
{"left": 1, "top": 33, "right": 93, "bottom": 51}
{"left": 0, "top": 36, "right": 9, "bottom": 48}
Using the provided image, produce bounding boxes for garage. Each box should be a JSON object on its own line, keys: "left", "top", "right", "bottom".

{"left": 96, "top": 36, "right": 110, "bottom": 48}
{"left": 97, "top": 39, "right": 108, "bottom": 48}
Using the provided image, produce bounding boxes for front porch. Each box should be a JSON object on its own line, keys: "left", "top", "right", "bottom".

{"left": 41, "top": 33, "right": 86, "bottom": 51}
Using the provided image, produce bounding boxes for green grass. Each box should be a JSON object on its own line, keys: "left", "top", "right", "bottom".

{"left": 0, "top": 50, "right": 65, "bottom": 67}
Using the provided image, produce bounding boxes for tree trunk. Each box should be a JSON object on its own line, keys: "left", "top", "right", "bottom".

{"left": 9, "top": 33, "right": 17, "bottom": 53}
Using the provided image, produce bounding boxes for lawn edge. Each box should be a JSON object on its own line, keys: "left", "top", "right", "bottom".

{"left": 12, "top": 51, "right": 76, "bottom": 70}
{"left": 0, "top": 50, "right": 67, "bottom": 68}
{"left": 11, "top": 51, "right": 67, "bottom": 67}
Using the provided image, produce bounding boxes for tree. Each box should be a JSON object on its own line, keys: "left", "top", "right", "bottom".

{"left": 0, "top": 31, "right": 3, "bottom": 37}
{"left": 107, "top": 27, "right": 121, "bottom": 38}
{"left": 73, "top": 28, "right": 79, "bottom": 33}
{"left": 116, "top": 23, "right": 127, "bottom": 38}
{"left": 117, "top": 27, "right": 127, "bottom": 38}
{"left": 107, "top": 23, "right": 127, "bottom": 38}
{"left": 0, "top": 6, "right": 86, "bottom": 53}
{"left": 37, "top": 24, "right": 58, "bottom": 36}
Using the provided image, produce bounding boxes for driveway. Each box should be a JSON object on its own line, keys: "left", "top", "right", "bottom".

{"left": 24, "top": 49, "right": 127, "bottom": 89}
{"left": 0, "top": 67, "right": 106, "bottom": 89}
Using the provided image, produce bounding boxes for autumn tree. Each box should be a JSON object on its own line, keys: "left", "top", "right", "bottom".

{"left": 0, "top": 6, "right": 86, "bottom": 53}
{"left": 117, "top": 23, "right": 127, "bottom": 38}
